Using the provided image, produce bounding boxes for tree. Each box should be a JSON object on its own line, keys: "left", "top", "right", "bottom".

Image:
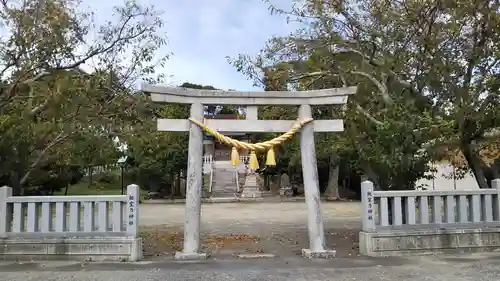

{"left": 71, "top": 130, "right": 120, "bottom": 186}
{"left": 259, "top": 66, "right": 354, "bottom": 197}
{"left": 0, "top": 0, "right": 168, "bottom": 194}
{"left": 123, "top": 94, "right": 189, "bottom": 195}
{"left": 125, "top": 82, "right": 223, "bottom": 197}
{"left": 229, "top": 0, "right": 499, "bottom": 189}
{"left": 179, "top": 82, "right": 239, "bottom": 116}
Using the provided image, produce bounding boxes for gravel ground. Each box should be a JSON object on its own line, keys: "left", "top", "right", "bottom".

{"left": 1, "top": 252, "right": 500, "bottom": 280}
{"left": 138, "top": 201, "right": 362, "bottom": 226}
{"left": 139, "top": 201, "right": 361, "bottom": 258}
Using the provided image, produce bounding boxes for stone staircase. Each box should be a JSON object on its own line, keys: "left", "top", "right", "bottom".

{"left": 211, "top": 162, "right": 238, "bottom": 198}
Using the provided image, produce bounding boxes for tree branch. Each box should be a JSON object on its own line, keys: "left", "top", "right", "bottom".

{"left": 7, "top": 11, "right": 151, "bottom": 100}
{"left": 290, "top": 68, "right": 393, "bottom": 106}
{"left": 19, "top": 131, "right": 69, "bottom": 186}
{"left": 355, "top": 104, "right": 383, "bottom": 126}
{"left": 351, "top": 71, "right": 392, "bottom": 106}
{"left": 333, "top": 48, "right": 418, "bottom": 94}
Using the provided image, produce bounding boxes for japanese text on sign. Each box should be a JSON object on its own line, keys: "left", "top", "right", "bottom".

{"left": 128, "top": 195, "right": 135, "bottom": 226}
{"left": 366, "top": 191, "right": 374, "bottom": 221}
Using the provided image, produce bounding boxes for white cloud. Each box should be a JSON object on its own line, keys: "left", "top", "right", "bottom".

{"left": 77, "top": 0, "right": 299, "bottom": 90}
{"left": 158, "top": 0, "right": 299, "bottom": 90}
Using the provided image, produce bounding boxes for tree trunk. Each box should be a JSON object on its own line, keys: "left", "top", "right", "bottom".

{"left": 325, "top": 154, "right": 340, "bottom": 200}
{"left": 461, "top": 140, "right": 491, "bottom": 188}
{"left": 169, "top": 175, "right": 176, "bottom": 199}
{"left": 10, "top": 170, "right": 22, "bottom": 196}
{"left": 264, "top": 174, "right": 270, "bottom": 191}
{"left": 360, "top": 165, "right": 381, "bottom": 190}
{"left": 490, "top": 158, "right": 500, "bottom": 180}
{"left": 88, "top": 166, "right": 93, "bottom": 187}
{"left": 173, "top": 171, "right": 181, "bottom": 198}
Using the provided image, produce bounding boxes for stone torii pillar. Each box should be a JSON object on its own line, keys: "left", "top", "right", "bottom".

{"left": 143, "top": 84, "right": 356, "bottom": 260}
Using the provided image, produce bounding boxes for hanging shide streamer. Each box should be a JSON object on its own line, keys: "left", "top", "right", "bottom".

{"left": 266, "top": 147, "right": 276, "bottom": 166}
{"left": 249, "top": 151, "right": 259, "bottom": 169}
{"left": 231, "top": 147, "right": 240, "bottom": 166}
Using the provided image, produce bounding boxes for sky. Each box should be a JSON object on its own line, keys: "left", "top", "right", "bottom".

{"left": 85, "top": 0, "right": 300, "bottom": 91}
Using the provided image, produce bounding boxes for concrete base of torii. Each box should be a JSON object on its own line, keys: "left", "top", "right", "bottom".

{"left": 174, "top": 251, "right": 209, "bottom": 261}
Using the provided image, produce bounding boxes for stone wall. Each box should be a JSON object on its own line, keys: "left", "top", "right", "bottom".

{"left": 360, "top": 227, "right": 500, "bottom": 257}
{"left": 0, "top": 237, "right": 142, "bottom": 261}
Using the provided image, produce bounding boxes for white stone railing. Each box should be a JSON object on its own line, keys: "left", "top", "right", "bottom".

{"left": 0, "top": 184, "right": 141, "bottom": 261}
{"left": 208, "top": 167, "right": 213, "bottom": 193}
{"left": 203, "top": 154, "right": 213, "bottom": 164}
{"left": 235, "top": 168, "right": 240, "bottom": 193}
{"left": 0, "top": 185, "right": 139, "bottom": 238}
{"left": 361, "top": 179, "right": 500, "bottom": 232}
{"left": 359, "top": 179, "right": 500, "bottom": 256}
{"left": 239, "top": 155, "right": 249, "bottom": 164}
{"left": 202, "top": 154, "right": 249, "bottom": 165}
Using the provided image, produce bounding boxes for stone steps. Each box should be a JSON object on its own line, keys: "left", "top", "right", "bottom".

{"left": 211, "top": 192, "right": 237, "bottom": 198}
{"left": 210, "top": 165, "right": 238, "bottom": 198}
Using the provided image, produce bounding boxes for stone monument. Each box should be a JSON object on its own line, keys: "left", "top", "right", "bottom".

{"left": 143, "top": 84, "right": 356, "bottom": 260}
{"left": 240, "top": 172, "right": 262, "bottom": 198}
{"left": 280, "top": 173, "right": 293, "bottom": 197}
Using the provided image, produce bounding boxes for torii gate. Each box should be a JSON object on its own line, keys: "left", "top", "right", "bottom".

{"left": 142, "top": 84, "right": 356, "bottom": 259}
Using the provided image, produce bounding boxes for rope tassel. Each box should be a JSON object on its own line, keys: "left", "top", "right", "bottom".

{"left": 249, "top": 151, "right": 259, "bottom": 169}
{"left": 266, "top": 147, "right": 276, "bottom": 166}
{"left": 231, "top": 147, "right": 240, "bottom": 166}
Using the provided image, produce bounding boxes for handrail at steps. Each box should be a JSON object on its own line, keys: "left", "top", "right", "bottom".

{"left": 235, "top": 167, "right": 240, "bottom": 193}
{"left": 208, "top": 163, "right": 214, "bottom": 193}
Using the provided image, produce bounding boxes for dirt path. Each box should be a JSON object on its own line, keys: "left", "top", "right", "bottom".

{"left": 138, "top": 201, "right": 362, "bottom": 259}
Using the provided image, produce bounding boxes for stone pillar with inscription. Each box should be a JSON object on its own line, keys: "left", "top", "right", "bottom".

{"left": 361, "top": 180, "right": 376, "bottom": 231}
{"left": 126, "top": 184, "right": 142, "bottom": 261}
{"left": 279, "top": 173, "right": 293, "bottom": 197}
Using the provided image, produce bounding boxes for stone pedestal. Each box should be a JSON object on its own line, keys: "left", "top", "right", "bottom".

{"left": 279, "top": 186, "right": 293, "bottom": 197}
{"left": 240, "top": 173, "right": 263, "bottom": 198}
{"left": 301, "top": 248, "right": 336, "bottom": 259}
{"left": 175, "top": 251, "right": 209, "bottom": 261}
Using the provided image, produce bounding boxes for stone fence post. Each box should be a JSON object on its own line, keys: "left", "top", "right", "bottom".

{"left": 493, "top": 179, "right": 500, "bottom": 221}
{"left": 126, "top": 184, "right": 139, "bottom": 238}
{"left": 0, "top": 186, "right": 12, "bottom": 238}
{"left": 361, "top": 181, "right": 376, "bottom": 232}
